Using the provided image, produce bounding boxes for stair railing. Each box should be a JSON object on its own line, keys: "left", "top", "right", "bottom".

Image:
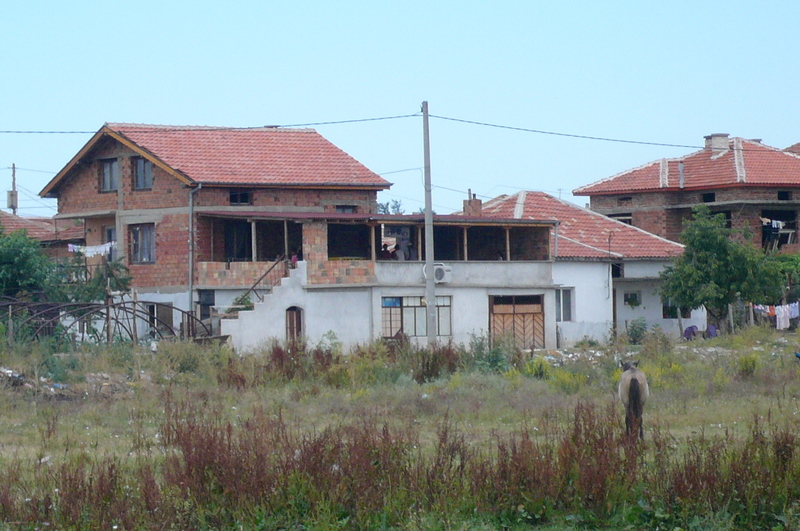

{"left": 241, "top": 254, "right": 288, "bottom": 303}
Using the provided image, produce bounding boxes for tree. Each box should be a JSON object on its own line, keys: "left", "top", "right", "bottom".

{"left": 660, "top": 205, "right": 783, "bottom": 328}
{"left": 377, "top": 199, "right": 404, "bottom": 215}
{"left": 0, "top": 229, "right": 54, "bottom": 298}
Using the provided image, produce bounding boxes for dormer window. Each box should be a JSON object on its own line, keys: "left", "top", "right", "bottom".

{"left": 100, "top": 159, "right": 119, "bottom": 192}
{"left": 230, "top": 190, "right": 252, "bottom": 205}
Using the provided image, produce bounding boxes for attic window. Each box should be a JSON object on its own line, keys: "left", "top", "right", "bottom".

{"left": 702, "top": 193, "right": 716, "bottom": 203}
{"left": 100, "top": 159, "right": 119, "bottom": 192}
{"left": 230, "top": 190, "right": 252, "bottom": 205}
{"left": 336, "top": 205, "right": 357, "bottom": 214}
{"left": 609, "top": 213, "right": 632, "bottom": 225}
{"left": 617, "top": 196, "right": 632, "bottom": 206}
{"left": 134, "top": 157, "right": 153, "bottom": 190}
{"left": 611, "top": 262, "right": 624, "bottom": 278}
{"left": 778, "top": 191, "right": 792, "bottom": 201}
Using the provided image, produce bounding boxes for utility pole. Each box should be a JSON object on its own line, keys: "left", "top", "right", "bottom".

{"left": 8, "top": 164, "right": 18, "bottom": 215}
{"left": 422, "top": 102, "right": 436, "bottom": 347}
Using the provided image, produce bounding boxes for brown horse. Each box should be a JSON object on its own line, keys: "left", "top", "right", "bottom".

{"left": 618, "top": 360, "right": 649, "bottom": 439}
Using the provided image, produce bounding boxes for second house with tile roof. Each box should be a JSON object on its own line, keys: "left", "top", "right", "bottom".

{"left": 574, "top": 133, "right": 800, "bottom": 252}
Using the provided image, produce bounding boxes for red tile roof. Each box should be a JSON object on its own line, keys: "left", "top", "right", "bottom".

{"left": 574, "top": 137, "right": 800, "bottom": 196}
{"left": 42, "top": 123, "right": 390, "bottom": 195}
{"left": 0, "top": 211, "right": 84, "bottom": 243}
{"left": 478, "top": 191, "right": 683, "bottom": 259}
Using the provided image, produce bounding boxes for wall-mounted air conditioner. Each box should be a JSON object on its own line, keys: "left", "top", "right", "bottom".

{"left": 423, "top": 263, "right": 453, "bottom": 283}
{"left": 433, "top": 264, "right": 452, "bottom": 283}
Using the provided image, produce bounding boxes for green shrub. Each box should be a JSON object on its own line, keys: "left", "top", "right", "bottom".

{"left": 736, "top": 352, "right": 759, "bottom": 379}
{"left": 549, "top": 367, "right": 588, "bottom": 394}
{"left": 523, "top": 356, "right": 552, "bottom": 380}
{"left": 626, "top": 318, "right": 648, "bottom": 345}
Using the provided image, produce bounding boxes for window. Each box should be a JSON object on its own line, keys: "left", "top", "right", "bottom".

{"left": 104, "top": 226, "right": 117, "bottom": 261}
{"left": 778, "top": 191, "right": 792, "bottom": 201}
{"left": 611, "top": 262, "right": 624, "bottom": 278}
{"left": 335, "top": 205, "right": 357, "bottom": 214}
{"left": 609, "top": 213, "right": 632, "bottom": 225}
{"left": 381, "top": 296, "right": 451, "bottom": 338}
{"left": 328, "top": 224, "right": 370, "bottom": 259}
{"left": 134, "top": 157, "right": 153, "bottom": 189}
{"left": 555, "top": 288, "right": 573, "bottom": 322}
{"left": 662, "top": 297, "right": 691, "bottom": 319}
{"left": 197, "top": 290, "right": 214, "bottom": 321}
{"left": 623, "top": 291, "right": 641, "bottom": 307}
{"left": 100, "top": 159, "right": 119, "bottom": 192}
{"left": 130, "top": 224, "right": 155, "bottom": 263}
{"left": 230, "top": 190, "right": 252, "bottom": 205}
{"left": 702, "top": 192, "right": 716, "bottom": 203}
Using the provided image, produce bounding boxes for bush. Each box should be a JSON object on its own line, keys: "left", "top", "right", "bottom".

{"left": 626, "top": 318, "right": 648, "bottom": 345}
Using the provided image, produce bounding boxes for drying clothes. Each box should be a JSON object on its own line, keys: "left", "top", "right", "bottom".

{"left": 68, "top": 242, "right": 116, "bottom": 257}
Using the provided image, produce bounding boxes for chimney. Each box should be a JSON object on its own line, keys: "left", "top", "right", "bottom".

{"left": 704, "top": 133, "right": 730, "bottom": 153}
{"left": 679, "top": 161, "right": 685, "bottom": 188}
{"left": 463, "top": 191, "right": 482, "bottom": 217}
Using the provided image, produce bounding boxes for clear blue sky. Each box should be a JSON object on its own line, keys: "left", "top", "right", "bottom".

{"left": 2, "top": 1, "right": 799, "bottom": 216}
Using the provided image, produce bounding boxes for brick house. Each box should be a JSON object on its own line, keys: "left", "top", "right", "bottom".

{"left": 40, "top": 123, "right": 563, "bottom": 348}
{"left": 0, "top": 210, "right": 84, "bottom": 258}
{"left": 573, "top": 134, "right": 800, "bottom": 251}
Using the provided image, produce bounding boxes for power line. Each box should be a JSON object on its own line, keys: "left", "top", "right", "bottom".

{"left": 429, "top": 114, "right": 703, "bottom": 149}
{"left": 2, "top": 166, "right": 56, "bottom": 174}
{"left": 278, "top": 114, "right": 419, "bottom": 128}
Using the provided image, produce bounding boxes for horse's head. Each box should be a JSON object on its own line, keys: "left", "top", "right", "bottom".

{"left": 621, "top": 360, "right": 639, "bottom": 372}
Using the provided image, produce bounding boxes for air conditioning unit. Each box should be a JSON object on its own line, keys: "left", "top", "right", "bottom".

{"left": 433, "top": 263, "right": 452, "bottom": 284}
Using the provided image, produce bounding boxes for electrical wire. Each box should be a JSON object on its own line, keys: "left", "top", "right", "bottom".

{"left": 429, "top": 114, "right": 704, "bottom": 149}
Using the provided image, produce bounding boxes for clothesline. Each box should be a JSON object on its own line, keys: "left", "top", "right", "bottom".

{"left": 753, "top": 302, "right": 800, "bottom": 330}
{"left": 67, "top": 242, "right": 116, "bottom": 257}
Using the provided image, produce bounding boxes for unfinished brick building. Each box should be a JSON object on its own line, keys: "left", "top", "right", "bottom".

{"left": 573, "top": 134, "right": 800, "bottom": 252}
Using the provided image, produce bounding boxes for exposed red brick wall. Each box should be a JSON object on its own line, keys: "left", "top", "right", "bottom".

{"left": 303, "top": 222, "right": 375, "bottom": 285}
{"left": 128, "top": 213, "right": 190, "bottom": 289}
{"left": 57, "top": 145, "right": 191, "bottom": 215}
{"left": 590, "top": 187, "right": 800, "bottom": 246}
{"left": 194, "top": 187, "right": 377, "bottom": 212}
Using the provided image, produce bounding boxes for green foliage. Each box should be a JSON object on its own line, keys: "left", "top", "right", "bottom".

{"left": 0, "top": 229, "right": 53, "bottom": 298}
{"left": 660, "top": 204, "right": 783, "bottom": 325}
{"left": 522, "top": 356, "right": 552, "bottom": 380}
{"left": 225, "top": 291, "right": 253, "bottom": 315}
{"left": 736, "top": 352, "right": 759, "bottom": 378}
{"left": 377, "top": 199, "right": 404, "bottom": 215}
{"left": 48, "top": 255, "right": 131, "bottom": 303}
{"left": 465, "top": 332, "right": 516, "bottom": 373}
{"left": 625, "top": 317, "right": 648, "bottom": 345}
{"left": 549, "top": 367, "right": 588, "bottom": 393}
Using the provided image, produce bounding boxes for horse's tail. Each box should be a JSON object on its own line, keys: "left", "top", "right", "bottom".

{"left": 629, "top": 378, "right": 643, "bottom": 418}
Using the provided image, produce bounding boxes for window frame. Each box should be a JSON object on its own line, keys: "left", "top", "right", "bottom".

{"left": 229, "top": 190, "right": 252, "bottom": 206}
{"left": 133, "top": 157, "right": 154, "bottom": 190}
{"left": 130, "top": 223, "right": 156, "bottom": 264}
{"left": 623, "top": 291, "right": 641, "bottom": 307}
{"left": 100, "top": 158, "right": 119, "bottom": 192}
{"left": 555, "top": 288, "right": 573, "bottom": 322}
{"left": 381, "top": 296, "right": 452, "bottom": 338}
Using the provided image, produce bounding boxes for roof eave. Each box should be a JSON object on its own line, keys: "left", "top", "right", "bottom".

{"left": 39, "top": 125, "right": 195, "bottom": 198}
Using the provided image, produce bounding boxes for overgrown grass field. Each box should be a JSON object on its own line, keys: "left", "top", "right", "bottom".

{"left": 1, "top": 326, "right": 800, "bottom": 529}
